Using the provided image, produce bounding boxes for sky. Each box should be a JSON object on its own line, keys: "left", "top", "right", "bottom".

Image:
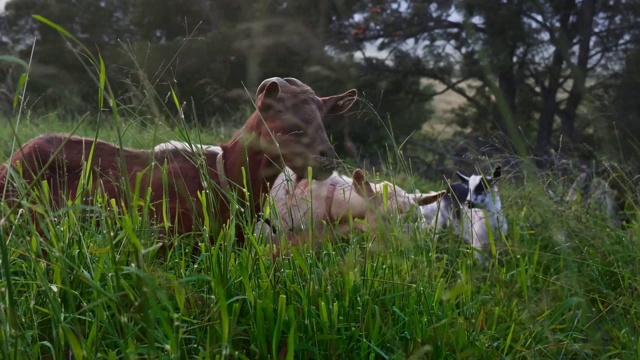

{"left": 0, "top": 0, "right": 7, "bottom": 13}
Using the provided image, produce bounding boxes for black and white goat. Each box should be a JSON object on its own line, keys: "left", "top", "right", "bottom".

{"left": 420, "top": 166, "right": 507, "bottom": 262}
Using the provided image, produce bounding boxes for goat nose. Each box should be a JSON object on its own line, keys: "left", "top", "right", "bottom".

{"left": 318, "top": 148, "right": 333, "bottom": 159}
{"left": 317, "top": 148, "right": 337, "bottom": 170}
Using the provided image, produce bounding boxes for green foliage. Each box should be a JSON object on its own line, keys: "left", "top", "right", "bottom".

{"left": 0, "top": 16, "right": 638, "bottom": 353}
{"left": 1, "top": 0, "right": 639, "bottom": 169}
{"left": 1, "top": 16, "right": 639, "bottom": 357}
{"left": 1, "top": 118, "right": 639, "bottom": 358}
{"left": 341, "top": 0, "right": 639, "bottom": 163}
{"left": 579, "top": 46, "right": 640, "bottom": 172}
{"left": 1, "top": 0, "right": 435, "bottom": 162}
{"left": 325, "top": 58, "right": 436, "bottom": 158}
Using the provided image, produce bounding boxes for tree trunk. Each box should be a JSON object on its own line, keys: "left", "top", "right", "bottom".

{"left": 533, "top": 0, "right": 576, "bottom": 164}
{"left": 534, "top": 42, "right": 567, "bottom": 162}
{"left": 535, "top": 87, "right": 559, "bottom": 161}
{"left": 482, "top": 0, "right": 523, "bottom": 153}
{"left": 560, "top": 0, "right": 596, "bottom": 146}
{"left": 497, "top": 68, "right": 518, "bottom": 136}
{"left": 498, "top": 71, "right": 517, "bottom": 125}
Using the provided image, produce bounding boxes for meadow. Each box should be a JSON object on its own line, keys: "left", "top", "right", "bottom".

{"left": 1, "top": 18, "right": 639, "bottom": 358}
{"left": 0, "top": 112, "right": 639, "bottom": 360}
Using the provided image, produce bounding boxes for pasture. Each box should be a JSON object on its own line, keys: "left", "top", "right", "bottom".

{"left": 0, "top": 115, "right": 639, "bottom": 359}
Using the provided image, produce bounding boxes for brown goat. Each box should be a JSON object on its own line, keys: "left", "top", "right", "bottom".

{"left": 0, "top": 77, "right": 358, "bottom": 250}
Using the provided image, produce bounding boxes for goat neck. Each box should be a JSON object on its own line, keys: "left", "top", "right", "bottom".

{"left": 448, "top": 182, "right": 471, "bottom": 220}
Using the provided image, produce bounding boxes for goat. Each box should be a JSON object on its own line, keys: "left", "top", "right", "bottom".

{"left": 420, "top": 166, "right": 506, "bottom": 262}
{"left": 0, "top": 77, "right": 358, "bottom": 252}
{"left": 259, "top": 167, "right": 446, "bottom": 247}
{"left": 371, "top": 180, "right": 445, "bottom": 228}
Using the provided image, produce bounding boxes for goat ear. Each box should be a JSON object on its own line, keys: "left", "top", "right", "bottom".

{"left": 352, "top": 169, "right": 376, "bottom": 199}
{"left": 352, "top": 169, "right": 364, "bottom": 183}
{"left": 256, "top": 77, "right": 281, "bottom": 98}
{"left": 456, "top": 171, "right": 470, "bottom": 183}
{"left": 322, "top": 89, "right": 358, "bottom": 116}
{"left": 257, "top": 79, "right": 281, "bottom": 111}
{"left": 492, "top": 165, "right": 502, "bottom": 179}
{"left": 416, "top": 190, "right": 447, "bottom": 206}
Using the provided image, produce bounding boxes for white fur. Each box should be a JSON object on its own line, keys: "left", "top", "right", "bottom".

{"left": 420, "top": 176, "right": 507, "bottom": 262}
{"left": 466, "top": 174, "right": 508, "bottom": 235}
{"left": 268, "top": 169, "right": 385, "bottom": 235}
{"left": 259, "top": 167, "right": 373, "bottom": 245}
{"left": 261, "top": 169, "right": 445, "bottom": 246}
{"left": 153, "top": 141, "right": 444, "bottom": 247}
{"left": 455, "top": 208, "right": 494, "bottom": 262}
{"left": 420, "top": 200, "right": 449, "bottom": 230}
{"left": 371, "top": 181, "right": 432, "bottom": 227}
{"left": 153, "top": 141, "right": 222, "bottom": 153}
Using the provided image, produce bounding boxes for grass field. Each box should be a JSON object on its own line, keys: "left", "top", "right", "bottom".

{"left": 0, "top": 114, "right": 639, "bottom": 360}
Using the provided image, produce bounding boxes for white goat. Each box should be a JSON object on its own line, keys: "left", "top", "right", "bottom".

{"left": 420, "top": 166, "right": 507, "bottom": 262}
{"left": 371, "top": 181, "right": 443, "bottom": 228}
{"left": 260, "top": 167, "right": 446, "bottom": 246}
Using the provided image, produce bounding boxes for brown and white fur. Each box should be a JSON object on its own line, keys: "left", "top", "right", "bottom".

{"left": 152, "top": 142, "right": 446, "bottom": 247}
{"left": 0, "top": 77, "right": 358, "bottom": 251}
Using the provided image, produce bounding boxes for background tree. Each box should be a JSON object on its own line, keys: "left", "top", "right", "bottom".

{"left": 0, "top": 0, "right": 433, "bottom": 164}
{"left": 2, "top": 0, "right": 136, "bottom": 112}
{"left": 334, "top": 0, "right": 639, "bottom": 168}
{"left": 1, "top": 0, "right": 638, "bottom": 174}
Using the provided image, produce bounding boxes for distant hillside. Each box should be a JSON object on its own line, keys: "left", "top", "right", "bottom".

{"left": 420, "top": 78, "right": 482, "bottom": 139}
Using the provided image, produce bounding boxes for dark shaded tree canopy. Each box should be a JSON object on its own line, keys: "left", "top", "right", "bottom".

{"left": 0, "top": 0, "right": 638, "bottom": 171}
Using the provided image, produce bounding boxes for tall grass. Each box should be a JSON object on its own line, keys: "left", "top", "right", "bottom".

{"left": 1, "top": 16, "right": 639, "bottom": 360}
{"left": 1, "top": 142, "right": 639, "bottom": 359}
